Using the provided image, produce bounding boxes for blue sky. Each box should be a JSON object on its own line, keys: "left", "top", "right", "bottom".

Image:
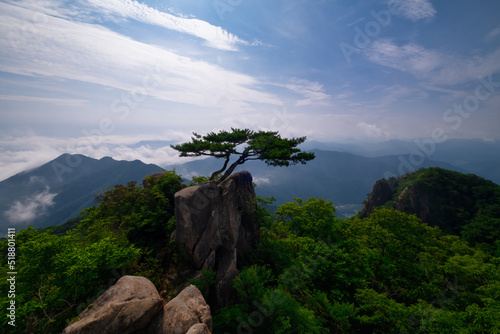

{"left": 0, "top": 0, "right": 499, "bottom": 180}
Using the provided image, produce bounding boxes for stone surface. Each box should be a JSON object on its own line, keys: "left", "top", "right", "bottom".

{"left": 147, "top": 285, "right": 212, "bottom": 334}
{"left": 63, "top": 276, "right": 163, "bottom": 334}
{"left": 360, "top": 178, "right": 397, "bottom": 217}
{"left": 186, "top": 323, "right": 211, "bottom": 334}
{"left": 174, "top": 171, "right": 259, "bottom": 307}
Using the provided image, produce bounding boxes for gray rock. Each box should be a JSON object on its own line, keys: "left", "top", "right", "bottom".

{"left": 63, "top": 276, "right": 163, "bottom": 334}
{"left": 186, "top": 323, "right": 211, "bottom": 334}
{"left": 147, "top": 285, "right": 212, "bottom": 334}
{"left": 174, "top": 171, "right": 259, "bottom": 307}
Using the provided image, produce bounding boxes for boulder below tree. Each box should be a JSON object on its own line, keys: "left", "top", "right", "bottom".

{"left": 63, "top": 276, "right": 163, "bottom": 334}
{"left": 174, "top": 170, "right": 259, "bottom": 307}
{"left": 148, "top": 285, "right": 212, "bottom": 334}
{"left": 63, "top": 279, "right": 212, "bottom": 334}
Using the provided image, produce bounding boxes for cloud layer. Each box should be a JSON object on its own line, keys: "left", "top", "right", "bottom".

{"left": 4, "top": 187, "right": 58, "bottom": 224}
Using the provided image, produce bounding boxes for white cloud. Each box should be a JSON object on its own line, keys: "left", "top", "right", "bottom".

{"left": 84, "top": 0, "right": 247, "bottom": 51}
{"left": 366, "top": 41, "right": 443, "bottom": 75}
{"left": 4, "top": 187, "right": 58, "bottom": 224}
{"left": 0, "top": 95, "right": 88, "bottom": 106}
{"left": 268, "top": 78, "right": 333, "bottom": 107}
{"left": 389, "top": 0, "right": 436, "bottom": 22}
{"left": 365, "top": 40, "right": 500, "bottom": 86}
{"left": 484, "top": 27, "right": 500, "bottom": 41}
{"left": 356, "top": 122, "right": 390, "bottom": 139}
{"left": 253, "top": 176, "right": 271, "bottom": 185}
{"left": 4, "top": 0, "right": 248, "bottom": 51}
{"left": 0, "top": 132, "right": 200, "bottom": 181}
{"left": 0, "top": 2, "right": 282, "bottom": 111}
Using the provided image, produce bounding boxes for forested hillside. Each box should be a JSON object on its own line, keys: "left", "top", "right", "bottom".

{"left": 361, "top": 167, "right": 500, "bottom": 256}
{"left": 0, "top": 154, "right": 164, "bottom": 231}
{"left": 1, "top": 168, "right": 499, "bottom": 333}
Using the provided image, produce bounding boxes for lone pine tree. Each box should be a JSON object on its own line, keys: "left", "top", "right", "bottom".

{"left": 171, "top": 128, "right": 315, "bottom": 183}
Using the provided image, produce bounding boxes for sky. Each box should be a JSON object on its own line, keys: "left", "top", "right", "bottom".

{"left": 1, "top": 0, "right": 500, "bottom": 181}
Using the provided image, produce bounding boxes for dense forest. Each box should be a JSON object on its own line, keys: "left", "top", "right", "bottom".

{"left": 1, "top": 168, "right": 500, "bottom": 333}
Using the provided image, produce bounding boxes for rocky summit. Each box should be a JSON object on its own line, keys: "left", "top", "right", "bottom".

{"left": 174, "top": 170, "right": 259, "bottom": 307}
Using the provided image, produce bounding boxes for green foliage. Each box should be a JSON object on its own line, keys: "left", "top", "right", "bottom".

{"left": 171, "top": 128, "right": 315, "bottom": 182}
{"left": 80, "top": 170, "right": 184, "bottom": 246}
{"left": 384, "top": 167, "right": 500, "bottom": 238}
{"left": 189, "top": 269, "right": 216, "bottom": 292}
{"left": 0, "top": 228, "right": 139, "bottom": 333}
{"left": 3, "top": 165, "right": 499, "bottom": 333}
{"left": 214, "top": 198, "right": 500, "bottom": 333}
{"left": 0, "top": 170, "right": 185, "bottom": 334}
{"left": 276, "top": 197, "right": 339, "bottom": 239}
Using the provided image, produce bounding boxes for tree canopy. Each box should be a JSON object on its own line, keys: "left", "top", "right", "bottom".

{"left": 170, "top": 128, "right": 315, "bottom": 183}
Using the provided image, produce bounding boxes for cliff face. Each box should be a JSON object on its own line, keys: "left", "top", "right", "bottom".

{"left": 174, "top": 170, "right": 259, "bottom": 307}
{"left": 360, "top": 167, "right": 500, "bottom": 235}
{"left": 361, "top": 177, "right": 431, "bottom": 224}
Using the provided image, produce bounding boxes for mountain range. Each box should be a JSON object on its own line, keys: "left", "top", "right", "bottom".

{"left": 1, "top": 139, "right": 498, "bottom": 231}
{"left": 0, "top": 154, "right": 163, "bottom": 231}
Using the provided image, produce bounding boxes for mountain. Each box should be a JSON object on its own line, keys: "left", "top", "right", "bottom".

{"left": 0, "top": 145, "right": 485, "bottom": 230}
{"left": 167, "top": 149, "right": 466, "bottom": 217}
{"left": 360, "top": 167, "right": 500, "bottom": 252}
{"left": 302, "top": 138, "right": 500, "bottom": 184}
{"left": 0, "top": 154, "right": 163, "bottom": 231}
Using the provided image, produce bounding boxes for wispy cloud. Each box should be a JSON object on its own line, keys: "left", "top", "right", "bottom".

{"left": 356, "top": 122, "right": 390, "bottom": 139}
{"left": 0, "top": 132, "right": 197, "bottom": 181}
{"left": 84, "top": 0, "right": 248, "bottom": 51}
{"left": 0, "top": 2, "right": 281, "bottom": 110}
{"left": 365, "top": 40, "right": 500, "bottom": 86}
{"left": 483, "top": 27, "right": 500, "bottom": 42}
{"left": 0, "top": 95, "right": 88, "bottom": 106}
{"left": 4, "top": 187, "right": 58, "bottom": 224}
{"left": 269, "top": 78, "right": 333, "bottom": 107}
{"left": 389, "top": 0, "right": 436, "bottom": 22}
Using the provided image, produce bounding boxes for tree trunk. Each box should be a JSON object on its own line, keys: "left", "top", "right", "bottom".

{"left": 216, "top": 151, "right": 248, "bottom": 184}
{"left": 210, "top": 155, "right": 230, "bottom": 180}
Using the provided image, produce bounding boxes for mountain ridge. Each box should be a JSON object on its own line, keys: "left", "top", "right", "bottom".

{"left": 2, "top": 139, "right": 497, "bottom": 230}
{"left": 0, "top": 154, "right": 164, "bottom": 231}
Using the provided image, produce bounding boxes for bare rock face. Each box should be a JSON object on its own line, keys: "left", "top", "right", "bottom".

{"left": 174, "top": 171, "right": 259, "bottom": 307}
{"left": 393, "top": 184, "right": 431, "bottom": 224}
{"left": 148, "top": 285, "right": 212, "bottom": 334}
{"left": 63, "top": 276, "right": 163, "bottom": 334}
{"left": 186, "top": 323, "right": 212, "bottom": 334}
{"left": 360, "top": 178, "right": 397, "bottom": 217}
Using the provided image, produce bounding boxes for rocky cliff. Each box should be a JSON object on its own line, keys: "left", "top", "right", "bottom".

{"left": 360, "top": 167, "right": 500, "bottom": 235}
{"left": 63, "top": 171, "right": 259, "bottom": 333}
{"left": 174, "top": 170, "right": 259, "bottom": 307}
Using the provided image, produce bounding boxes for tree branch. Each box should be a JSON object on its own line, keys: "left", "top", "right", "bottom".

{"left": 210, "top": 155, "right": 230, "bottom": 180}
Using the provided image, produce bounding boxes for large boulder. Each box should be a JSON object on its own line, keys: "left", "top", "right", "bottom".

{"left": 174, "top": 171, "right": 259, "bottom": 307}
{"left": 63, "top": 276, "right": 163, "bottom": 334}
{"left": 186, "top": 323, "right": 211, "bottom": 334}
{"left": 148, "top": 285, "right": 212, "bottom": 334}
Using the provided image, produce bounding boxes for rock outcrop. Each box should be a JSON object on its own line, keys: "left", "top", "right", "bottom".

{"left": 360, "top": 178, "right": 397, "bottom": 217}
{"left": 63, "top": 279, "right": 212, "bottom": 334}
{"left": 174, "top": 171, "right": 259, "bottom": 307}
{"left": 360, "top": 173, "right": 431, "bottom": 221}
{"left": 360, "top": 167, "right": 500, "bottom": 236}
{"left": 186, "top": 323, "right": 211, "bottom": 334}
{"left": 148, "top": 285, "right": 212, "bottom": 334}
{"left": 63, "top": 276, "right": 163, "bottom": 334}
